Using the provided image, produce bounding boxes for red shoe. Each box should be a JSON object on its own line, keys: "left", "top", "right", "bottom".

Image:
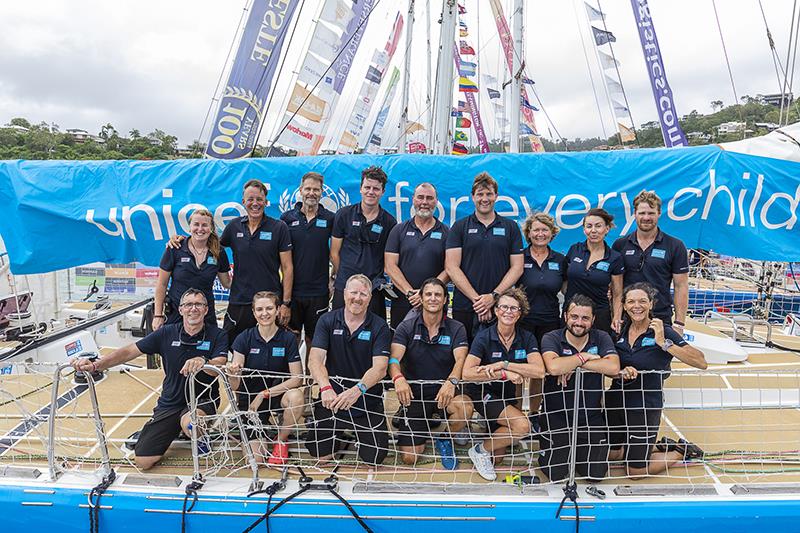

{"left": 268, "top": 442, "right": 289, "bottom": 465}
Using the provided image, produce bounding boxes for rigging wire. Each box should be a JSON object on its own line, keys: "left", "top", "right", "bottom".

{"left": 785, "top": 4, "right": 800, "bottom": 125}
{"left": 711, "top": 0, "right": 745, "bottom": 139}
{"left": 572, "top": 0, "right": 607, "bottom": 140}
{"left": 779, "top": 0, "right": 798, "bottom": 126}
{"left": 757, "top": 0, "right": 788, "bottom": 98}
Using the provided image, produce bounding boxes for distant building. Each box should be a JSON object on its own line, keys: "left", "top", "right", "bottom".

{"left": 65, "top": 128, "right": 104, "bottom": 143}
{"left": 687, "top": 131, "right": 711, "bottom": 142}
{"left": 3, "top": 124, "right": 29, "bottom": 133}
{"left": 760, "top": 93, "right": 793, "bottom": 107}
{"left": 717, "top": 121, "right": 746, "bottom": 135}
{"left": 754, "top": 122, "right": 780, "bottom": 131}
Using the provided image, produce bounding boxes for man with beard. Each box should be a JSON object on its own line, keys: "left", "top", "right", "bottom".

{"left": 445, "top": 172, "right": 524, "bottom": 341}
{"left": 280, "top": 172, "right": 336, "bottom": 351}
{"left": 384, "top": 183, "right": 449, "bottom": 326}
{"left": 612, "top": 190, "right": 689, "bottom": 333}
{"left": 538, "top": 294, "right": 620, "bottom": 482}
{"left": 331, "top": 166, "right": 397, "bottom": 319}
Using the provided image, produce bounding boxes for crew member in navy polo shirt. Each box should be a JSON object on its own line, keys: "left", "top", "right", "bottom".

{"left": 462, "top": 288, "right": 545, "bottom": 481}
{"left": 538, "top": 294, "right": 620, "bottom": 482}
{"left": 306, "top": 274, "right": 392, "bottom": 465}
{"left": 612, "top": 190, "right": 690, "bottom": 333}
{"left": 606, "top": 283, "right": 706, "bottom": 477}
{"left": 154, "top": 208, "right": 230, "bottom": 329}
{"left": 220, "top": 179, "right": 294, "bottom": 344}
{"left": 73, "top": 289, "right": 228, "bottom": 470}
{"left": 445, "top": 172, "right": 524, "bottom": 341}
{"left": 280, "top": 172, "right": 335, "bottom": 351}
{"left": 518, "top": 212, "right": 567, "bottom": 344}
{"left": 227, "top": 291, "right": 305, "bottom": 466}
{"left": 564, "top": 208, "right": 624, "bottom": 334}
{"left": 331, "top": 166, "right": 397, "bottom": 320}
{"left": 385, "top": 183, "right": 449, "bottom": 326}
{"left": 389, "top": 277, "right": 472, "bottom": 470}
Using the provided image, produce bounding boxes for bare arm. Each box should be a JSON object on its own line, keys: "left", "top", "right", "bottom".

{"left": 384, "top": 252, "right": 414, "bottom": 295}
{"left": 308, "top": 346, "right": 330, "bottom": 388}
{"left": 668, "top": 344, "right": 707, "bottom": 369}
{"left": 581, "top": 353, "right": 620, "bottom": 377}
{"left": 74, "top": 343, "right": 143, "bottom": 372}
{"left": 280, "top": 250, "right": 293, "bottom": 302}
{"left": 672, "top": 273, "right": 689, "bottom": 325}
{"left": 461, "top": 354, "right": 485, "bottom": 382}
{"left": 445, "top": 248, "right": 480, "bottom": 301}
{"left": 330, "top": 237, "right": 343, "bottom": 276}
{"left": 227, "top": 351, "right": 245, "bottom": 391}
{"left": 217, "top": 271, "right": 231, "bottom": 289}
{"left": 610, "top": 274, "right": 624, "bottom": 327}
{"left": 152, "top": 269, "right": 171, "bottom": 329}
{"left": 269, "top": 361, "right": 305, "bottom": 395}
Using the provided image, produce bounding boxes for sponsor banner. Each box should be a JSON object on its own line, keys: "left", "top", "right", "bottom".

{"left": 5, "top": 146, "right": 800, "bottom": 273}
{"left": 204, "top": 0, "right": 300, "bottom": 160}
{"left": 331, "top": 0, "right": 376, "bottom": 94}
{"left": 630, "top": 0, "right": 688, "bottom": 147}
{"left": 308, "top": 21, "right": 341, "bottom": 62}
{"left": 278, "top": 114, "right": 317, "bottom": 152}
{"left": 454, "top": 46, "right": 489, "bottom": 153}
{"left": 297, "top": 53, "right": 335, "bottom": 95}
{"left": 319, "top": 0, "right": 355, "bottom": 30}
{"left": 366, "top": 67, "right": 401, "bottom": 153}
{"left": 287, "top": 83, "right": 327, "bottom": 122}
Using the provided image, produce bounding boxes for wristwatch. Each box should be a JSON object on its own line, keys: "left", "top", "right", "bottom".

{"left": 406, "top": 289, "right": 415, "bottom": 298}
{"left": 491, "top": 291, "right": 500, "bottom": 299}
{"left": 448, "top": 377, "right": 459, "bottom": 386}
{"left": 662, "top": 339, "right": 674, "bottom": 351}
{"left": 281, "top": 300, "right": 291, "bottom": 307}
{"left": 503, "top": 360, "right": 510, "bottom": 369}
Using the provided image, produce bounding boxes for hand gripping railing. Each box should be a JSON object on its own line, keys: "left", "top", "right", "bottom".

{"left": 47, "top": 363, "right": 112, "bottom": 482}
{"left": 187, "top": 364, "right": 262, "bottom": 492}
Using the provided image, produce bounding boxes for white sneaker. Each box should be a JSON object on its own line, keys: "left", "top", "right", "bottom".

{"left": 468, "top": 444, "right": 496, "bottom": 481}
{"left": 453, "top": 429, "right": 470, "bottom": 446}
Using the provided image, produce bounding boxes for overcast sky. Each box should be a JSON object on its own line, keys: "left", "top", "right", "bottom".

{"left": 0, "top": 0, "right": 797, "bottom": 148}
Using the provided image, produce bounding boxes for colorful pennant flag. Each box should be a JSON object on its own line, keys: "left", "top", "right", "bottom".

{"left": 457, "top": 100, "right": 468, "bottom": 111}
{"left": 487, "top": 88, "right": 501, "bottom": 99}
{"left": 408, "top": 141, "right": 426, "bottom": 153}
{"left": 454, "top": 130, "right": 468, "bottom": 142}
{"left": 522, "top": 77, "right": 535, "bottom": 84}
{"left": 456, "top": 117, "right": 472, "bottom": 128}
{"left": 458, "top": 4, "right": 466, "bottom": 14}
{"left": 459, "top": 65, "right": 475, "bottom": 76}
{"left": 459, "top": 21, "right": 467, "bottom": 29}
{"left": 458, "top": 77, "right": 478, "bottom": 92}
{"left": 459, "top": 41, "right": 476, "bottom": 55}
{"left": 592, "top": 26, "right": 616, "bottom": 45}
{"left": 618, "top": 122, "right": 636, "bottom": 142}
{"left": 585, "top": 2, "right": 605, "bottom": 22}
{"left": 459, "top": 29, "right": 468, "bottom": 37}
{"left": 451, "top": 109, "right": 463, "bottom": 117}
{"left": 520, "top": 123, "right": 534, "bottom": 135}
{"left": 522, "top": 98, "right": 539, "bottom": 111}
{"left": 452, "top": 141, "right": 468, "bottom": 154}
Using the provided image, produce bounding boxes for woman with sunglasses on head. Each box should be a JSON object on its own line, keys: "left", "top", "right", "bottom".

{"left": 226, "top": 291, "right": 305, "bottom": 466}
{"left": 462, "top": 288, "right": 545, "bottom": 481}
{"left": 606, "top": 282, "right": 707, "bottom": 478}
{"left": 154, "top": 209, "right": 231, "bottom": 330}
{"left": 564, "top": 208, "right": 624, "bottom": 334}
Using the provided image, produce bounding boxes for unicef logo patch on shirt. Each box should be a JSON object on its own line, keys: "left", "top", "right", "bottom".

{"left": 438, "top": 335, "right": 451, "bottom": 345}
{"left": 197, "top": 341, "right": 211, "bottom": 351}
{"left": 587, "top": 346, "right": 598, "bottom": 355}
{"left": 596, "top": 261, "right": 610, "bottom": 272}
{"left": 431, "top": 231, "right": 442, "bottom": 240}
{"left": 259, "top": 231, "right": 272, "bottom": 241}
{"left": 207, "top": 256, "right": 217, "bottom": 265}
{"left": 515, "top": 349, "right": 526, "bottom": 360}
{"left": 316, "top": 219, "right": 328, "bottom": 228}
{"left": 272, "top": 347, "right": 285, "bottom": 357}
{"left": 651, "top": 248, "right": 666, "bottom": 259}
{"left": 357, "top": 330, "right": 371, "bottom": 341}
{"left": 371, "top": 224, "right": 383, "bottom": 234}
{"left": 492, "top": 227, "right": 506, "bottom": 236}
{"left": 547, "top": 261, "right": 560, "bottom": 270}
{"left": 641, "top": 337, "right": 657, "bottom": 347}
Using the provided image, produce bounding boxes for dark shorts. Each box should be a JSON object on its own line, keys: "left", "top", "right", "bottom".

{"left": 237, "top": 392, "right": 286, "bottom": 440}
{"left": 393, "top": 386, "right": 447, "bottom": 447}
{"left": 134, "top": 401, "right": 217, "bottom": 458}
{"left": 606, "top": 386, "right": 662, "bottom": 469}
{"left": 518, "top": 320, "right": 561, "bottom": 347}
{"left": 452, "top": 310, "right": 492, "bottom": 344}
{"left": 305, "top": 402, "right": 389, "bottom": 465}
{"left": 289, "top": 295, "right": 329, "bottom": 341}
{"left": 537, "top": 418, "right": 609, "bottom": 482}
{"left": 223, "top": 303, "right": 257, "bottom": 346}
{"left": 389, "top": 296, "right": 413, "bottom": 329}
{"left": 593, "top": 307, "right": 613, "bottom": 335}
{"left": 465, "top": 385, "right": 515, "bottom": 434}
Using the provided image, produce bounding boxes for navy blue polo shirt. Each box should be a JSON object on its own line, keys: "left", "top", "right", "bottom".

{"left": 564, "top": 241, "right": 624, "bottom": 310}
{"left": 392, "top": 315, "right": 468, "bottom": 381}
{"left": 280, "top": 203, "right": 335, "bottom": 298}
{"left": 519, "top": 247, "right": 567, "bottom": 327}
{"left": 385, "top": 218, "right": 449, "bottom": 289}
{"left": 232, "top": 326, "right": 301, "bottom": 393}
{"left": 311, "top": 308, "right": 392, "bottom": 414}
{"left": 446, "top": 213, "right": 524, "bottom": 311}
{"left": 540, "top": 328, "right": 617, "bottom": 425}
{"left": 331, "top": 204, "right": 397, "bottom": 290}
{"left": 159, "top": 240, "right": 231, "bottom": 320}
{"left": 467, "top": 324, "right": 539, "bottom": 402}
{"left": 612, "top": 230, "right": 689, "bottom": 318}
{"left": 611, "top": 323, "right": 686, "bottom": 407}
{"left": 220, "top": 216, "right": 292, "bottom": 304}
{"left": 135, "top": 323, "right": 229, "bottom": 412}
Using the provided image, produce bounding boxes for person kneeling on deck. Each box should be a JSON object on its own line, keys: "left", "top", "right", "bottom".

{"left": 226, "top": 291, "right": 305, "bottom": 466}
{"left": 306, "top": 274, "right": 392, "bottom": 466}
{"left": 389, "top": 277, "right": 473, "bottom": 470}
{"left": 606, "top": 283, "right": 707, "bottom": 478}
{"left": 72, "top": 289, "right": 228, "bottom": 470}
{"left": 539, "top": 294, "right": 620, "bottom": 482}
{"left": 462, "top": 288, "right": 545, "bottom": 481}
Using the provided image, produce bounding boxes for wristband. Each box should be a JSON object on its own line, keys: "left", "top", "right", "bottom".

{"left": 262, "top": 389, "right": 270, "bottom": 399}
{"left": 674, "top": 320, "right": 685, "bottom": 326}
{"left": 388, "top": 357, "right": 400, "bottom": 365}
{"left": 356, "top": 382, "right": 368, "bottom": 395}
{"left": 91, "top": 361, "right": 98, "bottom": 373}
{"left": 500, "top": 369, "right": 507, "bottom": 381}
{"left": 319, "top": 385, "right": 333, "bottom": 393}
{"left": 154, "top": 315, "right": 165, "bottom": 318}
{"left": 392, "top": 373, "right": 405, "bottom": 383}
{"left": 577, "top": 353, "right": 586, "bottom": 366}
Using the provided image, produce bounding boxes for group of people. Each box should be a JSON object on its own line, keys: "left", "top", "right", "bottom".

{"left": 73, "top": 167, "right": 707, "bottom": 482}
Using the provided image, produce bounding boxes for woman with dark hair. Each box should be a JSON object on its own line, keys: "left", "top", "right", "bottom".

{"left": 154, "top": 208, "right": 231, "bottom": 329}
{"left": 606, "top": 282, "right": 707, "bottom": 477}
{"left": 564, "top": 207, "right": 624, "bottom": 334}
{"left": 462, "top": 287, "right": 545, "bottom": 481}
{"left": 227, "top": 291, "right": 304, "bottom": 466}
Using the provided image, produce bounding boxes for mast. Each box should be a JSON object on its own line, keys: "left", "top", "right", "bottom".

{"left": 425, "top": 0, "right": 433, "bottom": 151}
{"left": 432, "top": 0, "right": 458, "bottom": 154}
{"left": 399, "top": 0, "right": 416, "bottom": 153}
{"left": 510, "top": 0, "right": 523, "bottom": 153}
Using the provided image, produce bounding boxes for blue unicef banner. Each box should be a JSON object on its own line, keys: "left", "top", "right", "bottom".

{"left": 204, "top": 0, "right": 299, "bottom": 159}
{"left": 631, "top": 0, "right": 688, "bottom": 148}
{"left": 1, "top": 145, "right": 800, "bottom": 274}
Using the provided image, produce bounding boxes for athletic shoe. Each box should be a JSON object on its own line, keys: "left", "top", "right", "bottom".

{"left": 453, "top": 429, "right": 471, "bottom": 446}
{"left": 434, "top": 438, "right": 458, "bottom": 470}
{"left": 468, "top": 444, "right": 496, "bottom": 481}
{"left": 268, "top": 442, "right": 289, "bottom": 466}
{"left": 196, "top": 435, "right": 213, "bottom": 457}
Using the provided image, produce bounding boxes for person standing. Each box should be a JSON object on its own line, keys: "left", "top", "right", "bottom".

{"left": 280, "top": 172, "right": 335, "bottom": 350}
{"left": 384, "top": 182, "right": 449, "bottom": 326}
{"left": 445, "top": 172, "right": 524, "bottom": 341}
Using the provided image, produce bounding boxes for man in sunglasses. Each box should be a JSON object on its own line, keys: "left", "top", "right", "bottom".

{"left": 388, "top": 277, "right": 473, "bottom": 470}
{"left": 72, "top": 289, "right": 228, "bottom": 470}
{"left": 612, "top": 190, "right": 689, "bottom": 333}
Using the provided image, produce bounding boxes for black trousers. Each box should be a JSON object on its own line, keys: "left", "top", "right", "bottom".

{"left": 223, "top": 303, "right": 257, "bottom": 346}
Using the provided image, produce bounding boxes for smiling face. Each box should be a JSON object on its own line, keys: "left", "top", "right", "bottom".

{"left": 583, "top": 215, "right": 610, "bottom": 244}
{"left": 413, "top": 184, "right": 437, "bottom": 219}
{"left": 634, "top": 201, "right": 660, "bottom": 233}
{"left": 252, "top": 296, "right": 278, "bottom": 327}
{"left": 472, "top": 185, "right": 497, "bottom": 216}
{"left": 300, "top": 178, "right": 322, "bottom": 210}
{"left": 565, "top": 304, "right": 594, "bottom": 338}
{"left": 528, "top": 220, "right": 554, "bottom": 247}
{"left": 495, "top": 295, "right": 522, "bottom": 328}
{"left": 623, "top": 289, "right": 653, "bottom": 324}
{"left": 242, "top": 185, "right": 266, "bottom": 219}
{"left": 179, "top": 293, "right": 208, "bottom": 328}
{"left": 189, "top": 212, "right": 213, "bottom": 244}
{"left": 420, "top": 282, "right": 446, "bottom": 315}
{"left": 344, "top": 278, "right": 372, "bottom": 315}
{"left": 360, "top": 178, "right": 384, "bottom": 209}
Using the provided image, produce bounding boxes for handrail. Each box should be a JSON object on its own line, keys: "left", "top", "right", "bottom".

{"left": 703, "top": 310, "right": 774, "bottom": 344}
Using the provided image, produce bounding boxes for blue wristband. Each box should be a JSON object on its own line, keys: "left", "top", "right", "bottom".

{"left": 388, "top": 357, "right": 400, "bottom": 365}
{"left": 356, "top": 382, "right": 368, "bottom": 395}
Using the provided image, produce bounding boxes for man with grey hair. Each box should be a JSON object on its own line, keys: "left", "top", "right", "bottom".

{"left": 385, "top": 183, "right": 450, "bottom": 326}
{"left": 306, "top": 274, "right": 391, "bottom": 465}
